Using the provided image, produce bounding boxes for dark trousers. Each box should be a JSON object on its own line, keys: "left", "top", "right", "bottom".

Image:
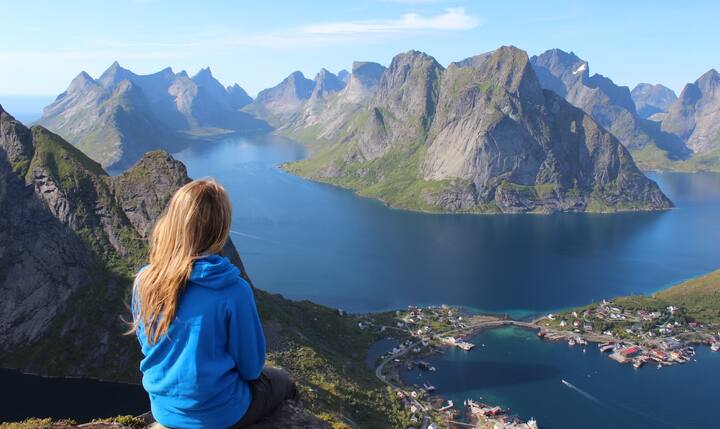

{"left": 230, "top": 367, "right": 299, "bottom": 428}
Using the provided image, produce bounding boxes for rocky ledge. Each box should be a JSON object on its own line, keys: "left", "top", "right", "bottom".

{"left": 1, "top": 401, "right": 329, "bottom": 429}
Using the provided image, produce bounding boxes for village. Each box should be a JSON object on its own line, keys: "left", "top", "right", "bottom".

{"left": 536, "top": 299, "right": 720, "bottom": 369}
{"left": 360, "top": 305, "right": 540, "bottom": 429}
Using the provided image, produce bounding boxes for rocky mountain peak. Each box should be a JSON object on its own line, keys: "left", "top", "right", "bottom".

{"left": 227, "top": 83, "right": 253, "bottom": 109}
{"left": 337, "top": 69, "right": 350, "bottom": 84}
{"left": 98, "top": 61, "right": 135, "bottom": 88}
{"left": 631, "top": 83, "right": 677, "bottom": 118}
{"left": 696, "top": 68, "right": 720, "bottom": 94}
{"left": 311, "top": 68, "right": 344, "bottom": 99}
{"left": 662, "top": 69, "right": 720, "bottom": 153}
{"left": 67, "top": 71, "right": 99, "bottom": 92}
{"left": 192, "top": 66, "right": 215, "bottom": 81}
{"left": 483, "top": 45, "right": 543, "bottom": 99}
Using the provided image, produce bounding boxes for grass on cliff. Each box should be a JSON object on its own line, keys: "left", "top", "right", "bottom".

{"left": 555, "top": 268, "right": 720, "bottom": 326}
{"left": 655, "top": 269, "right": 720, "bottom": 324}
{"left": 255, "top": 291, "right": 399, "bottom": 427}
{"left": 632, "top": 145, "right": 720, "bottom": 173}
{"left": 286, "top": 139, "right": 454, "bottom": 212}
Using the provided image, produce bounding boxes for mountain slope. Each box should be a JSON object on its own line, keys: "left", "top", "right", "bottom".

{"left": 661, "top": 69, "right": 720, "bottom": 155}
{"left": 37, "top": 63, "right": 266, "bottom": 170}
{"left": 530, "top": 49, "right": 691, "bottom": 169}
{"left": 286, "top": 47, "right": 672, "bottom": 213}
{"left": 244, "top": 71, "right": 316, "bottom": 127}
{"left": 0, "top": 106, "right": 391, "bottom": 427}
{"left": 281, "top": 61, "right": 385, "bottom": 147}
{"left": 631, "top": 83, "right": 677, "bottom": 119}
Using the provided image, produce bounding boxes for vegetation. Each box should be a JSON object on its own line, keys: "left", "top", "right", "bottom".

{"left": 632, "top": 145, "right": 720, "bottom": 173}
{"left": 656, "top": 269, "right": 720, "bottom": 324}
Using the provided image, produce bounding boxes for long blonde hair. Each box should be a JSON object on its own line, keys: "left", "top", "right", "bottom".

{"left": 131, "top": 179, "right": 232, "bottom": 344}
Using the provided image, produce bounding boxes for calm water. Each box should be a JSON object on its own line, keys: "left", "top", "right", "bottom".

{"left": 0, "top": 369, "right": 148, "bottom": 422}
{"left": 0, "top": 95, "right": 56, "bottom": 123}
{"left": 402, "top": 327, "right": 720, "bottom": 429}
{"left": 174, "top": 135, "right": 720, "bottom": 314}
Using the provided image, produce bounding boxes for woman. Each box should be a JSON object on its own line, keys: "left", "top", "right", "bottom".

{"left": 130, "top": 179, "right": 298, "bottom": 428}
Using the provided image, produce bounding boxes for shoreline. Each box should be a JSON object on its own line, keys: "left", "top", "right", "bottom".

{"left": 367, "top": 302, "right": 719, "bottom": 428}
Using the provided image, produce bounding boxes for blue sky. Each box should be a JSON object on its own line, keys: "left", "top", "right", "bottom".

{"left": 0, "top": 0, "right": 717, "bottom": 96}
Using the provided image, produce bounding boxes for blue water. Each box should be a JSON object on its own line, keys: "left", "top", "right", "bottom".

{"left": 0, "top": 369, "right": 148, "bottom": 422}
{"left": 402, "top": 326, "right": 720, "bottom": 429}
{"left": 174, "top": 135, "right": 720, "bottom": 314}
{"left": 0, "top": 95, "right": 56, "bottom": 123}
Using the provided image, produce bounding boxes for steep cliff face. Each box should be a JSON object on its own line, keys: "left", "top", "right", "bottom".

{"left": 244, "top": 71, "right": 316, "bottom": 126}
{"left": 37, "top": 63, "right": 266, "bottom": 170}
{"left": 631, "top": 83, "right": 677, "bottom": 119}
{"left": 286, "top": 47, "right": 672, "bottom": 213}
{"left": 661, "top": 69, "right": 720, "bottom": 154}
{"left": 282, "top": 61, "right": 385, "bottom": 146}
{"left": 1, "top": 106, "right": 390, "bottom": 427}
{"left": 530, "top": 49, "right": 690, "bottom": 167}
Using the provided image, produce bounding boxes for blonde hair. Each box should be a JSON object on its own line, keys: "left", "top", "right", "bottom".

{"left": 131, "top": 179, "right": 232, "bottom": 344}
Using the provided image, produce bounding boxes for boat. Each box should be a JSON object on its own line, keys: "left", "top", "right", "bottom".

{"left": 423, "top": 383, "right": 436, "bottom": 392}
{"left": 711, "top": 342, "right": 720, "bottom": 352}
{"left": 568, "top": 338, "right": 576, "bottom": 346}
{"left": 657, "top": 363, "right": 663, "bottom": 369}
{"left": 633, "top": 360, "right": 644, "bottom": 369}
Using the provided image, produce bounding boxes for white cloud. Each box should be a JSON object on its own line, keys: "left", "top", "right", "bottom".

{"left": 302, "top": 8, "right": 479, "bottom": 34}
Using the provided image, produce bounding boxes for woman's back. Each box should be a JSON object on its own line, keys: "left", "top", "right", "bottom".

{"left": 134, "top": 255, "right": 265, "bottom": 428}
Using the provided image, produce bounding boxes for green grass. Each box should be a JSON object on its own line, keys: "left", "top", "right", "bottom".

{"left": 548, "top": 269, "right": 720, "bottom": 328}
{"left": 631, "top": 145, "right": 720, "bottom": 173}
{"left": 656, "top": 269, "right": 720, "bottom": 324}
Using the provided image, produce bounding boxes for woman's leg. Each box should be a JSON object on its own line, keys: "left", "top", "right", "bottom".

{"left": 231, "top": 367, "right": 299, "bottom": 428}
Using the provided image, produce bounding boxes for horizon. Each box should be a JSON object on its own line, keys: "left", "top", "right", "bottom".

{"left": 1, "top": 0, "right": 718, "bottom": 97}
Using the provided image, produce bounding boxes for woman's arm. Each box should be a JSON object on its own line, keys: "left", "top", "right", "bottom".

{"left": 226, "top": 277, "right": 267, "bottom": 380}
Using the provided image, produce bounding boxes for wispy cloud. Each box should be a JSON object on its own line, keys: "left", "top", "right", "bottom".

{"left": 96, "top": 8, "right": 480, "bottom": 50}
{"left": 0, "top": 8, "right": 481, "bottom": 63}
{"left": 302, "top": 8, "right": 479, "bottom": 34}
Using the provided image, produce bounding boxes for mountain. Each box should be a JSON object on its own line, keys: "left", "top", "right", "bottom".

{"left": 0, "top": 106, "right": 391, "bottom": 427}
{"left": 37, "top": 63, "right": 267, "bottom": 170}
{"left": 661, "top": 69, "right": 720, "bottom": 155}
{"left": 227, "top": 83, "right": 253, "bottom": 109}
{"left": 285, "top": 47, "right": 672, "bottom": 213}
{"left": 244, "top": 71, "right": 316, "bottom": 126}
{"left": 631, "top": 83, "right": 677, "bottom": 119}
{"left": 281, "top": 61, "right": 385, "bottom": 143}
{"left": 311, "top": 68, "right": 345, "bottom": 100}
{"left": 529, "top": 49, "right": 690, "bottom": 169}
{"left": 337, "top": 69, "right": 351, "bottom": 84}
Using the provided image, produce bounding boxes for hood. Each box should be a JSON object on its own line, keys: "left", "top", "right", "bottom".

{"left": 188, "top": 254, "right": 241, "bottom": 289}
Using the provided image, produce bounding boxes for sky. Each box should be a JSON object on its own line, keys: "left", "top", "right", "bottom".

{"left": 0, "top": 0, "right": 718, "bottom": 97}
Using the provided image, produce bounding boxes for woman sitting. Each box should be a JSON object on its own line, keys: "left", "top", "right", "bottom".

{"left": 130, "top": 179, "right": 298, "bottom": 428}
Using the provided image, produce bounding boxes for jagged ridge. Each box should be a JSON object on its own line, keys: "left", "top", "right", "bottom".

{"left": 285, "top": 46, "right": 672, "bottom": 213}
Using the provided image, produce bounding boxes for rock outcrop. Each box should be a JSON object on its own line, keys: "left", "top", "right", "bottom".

{"left": 631, "top": 83, "right": 677, "bottom": 119}
{"left": 530, "top": 49, "right": 690, "bottom": 165}
{"left": 37, "top": 63, "right": 267, "bottom": 170}
{"left": 286, "top": 47, "right": 672, "bottom": 213}
{"left": 661, "top": 69, "right": 720, "bottom": 154}
{"left": 244, "top": 71, "right": 316, "bottom": 126}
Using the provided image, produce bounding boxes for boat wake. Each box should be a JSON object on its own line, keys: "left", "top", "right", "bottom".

{"left": 561, "top": 379, "right": 681, "bottom": 428}
{"left": 561, "top": 379, "right": 600, "bottom": 404}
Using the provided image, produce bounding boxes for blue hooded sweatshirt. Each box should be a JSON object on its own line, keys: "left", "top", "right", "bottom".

{"left": 133, "top": 255, "right": 266, "bottom": 429}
